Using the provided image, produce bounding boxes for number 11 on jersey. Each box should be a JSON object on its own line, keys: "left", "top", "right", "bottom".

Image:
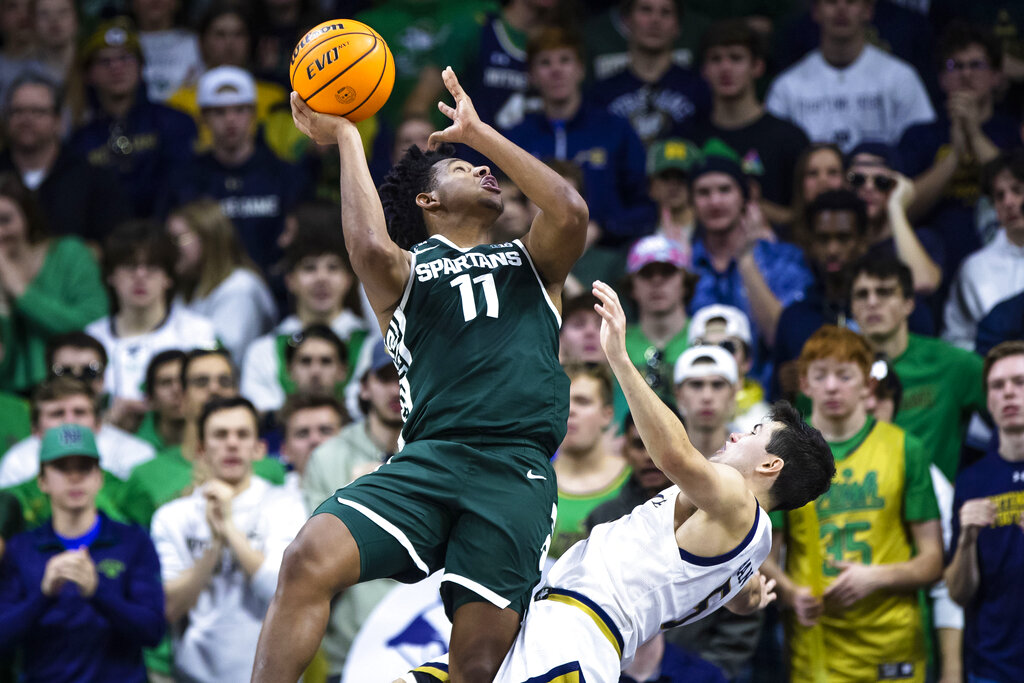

{"left": 451, "top": 273, "right": 500, "bottom": 322}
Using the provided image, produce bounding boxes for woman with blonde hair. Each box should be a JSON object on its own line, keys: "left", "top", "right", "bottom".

{"left": 168, "top": 199, "right": 277, "bottom": 362}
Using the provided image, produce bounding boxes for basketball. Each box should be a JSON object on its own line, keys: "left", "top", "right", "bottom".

{"left": 290, "top": 19, "right": 395, "bottom": 122}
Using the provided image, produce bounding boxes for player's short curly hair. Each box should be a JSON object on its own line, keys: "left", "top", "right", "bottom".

{"left": 379, "top": 144, "right": 456, "bottom": 250}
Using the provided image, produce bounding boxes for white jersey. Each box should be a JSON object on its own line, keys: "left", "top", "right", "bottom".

{"left": 151, "top": 477, "right": 306, "bottom": 683}
{"left": 0, "top": 424, "right": 155, "bottom": 487}
{"left": 545, "top": 484, "right": 772, "bottom": 667}
{"left": 87, "top": 305, "right": 218, "bottom": 401}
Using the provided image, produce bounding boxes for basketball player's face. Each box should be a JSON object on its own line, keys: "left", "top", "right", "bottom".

{"left": 200, "top": 406, "right": 262, "bottom": 485}
{"left": 563, "top": 375, "right": 613, "bottom": 454}
{"left": 675, "top": 375, "right": 735, "bottom": 432}
{"left": 709, "top": 420, "right": 779, "bottom": 472}
{"left": 987, "top": 355, "right": 1024, "bottom": 432}
{"left": 802, "top": 358, "right": 868, "bottom": 420}
{"left": 434, "top": 159, "right": 503, "bottom": 215}
{"left": 288, "top": 338, "right": 346, "bottom": 394}
{"left": 693, "top": 173, "right": 744, "bottom": 233}
{"left": 850, "top": 274, "right": 913, "bottom": 340}
{"left": 36, "top": 395, "right": 98, "bottom": 434}
{"left": 282, "top": 407, "right": 342, "bottom": 474}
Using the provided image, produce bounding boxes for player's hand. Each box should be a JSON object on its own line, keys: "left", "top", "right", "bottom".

{"left": 754, "top": 572, "right": 777, "bottom": 610}
{"left": 788, "top": 584, "right": 823, "bottom": 627}
{"left": 290, "top": 91, "right": 355, "bottom": 145}
{"left": 592, "top": 280, "right": 628, "bottom": 365}
{"left": 428, "top": 67, "right": 483, "bottom": 149}
{"left": 823, "top": 561, "right": 882, "bottom": 608}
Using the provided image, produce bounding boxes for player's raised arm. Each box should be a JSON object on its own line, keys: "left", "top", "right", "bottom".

{"left": 290, "top": 93, "right": 409, "bottom": 321}
{"left": 593, "top": 281, "right": 750, "bottom": 519}
{"left": 428, "top": 67, "right": 588, "bottom": 293}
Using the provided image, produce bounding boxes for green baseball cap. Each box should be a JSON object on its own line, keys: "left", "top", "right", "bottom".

{"left": 39, "top": 425, "right": 100, "bottom": 464}
{"left": 647, "top": 138, "right": 702, "bottom": 177}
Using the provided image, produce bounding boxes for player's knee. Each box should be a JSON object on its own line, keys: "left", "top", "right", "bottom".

{"left": 279, "top": 516, "right": 360, "bottom": 595}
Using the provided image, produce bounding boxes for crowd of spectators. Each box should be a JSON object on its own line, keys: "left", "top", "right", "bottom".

{"left": 1, "top": 0, "right": 1023, "bottom": 682}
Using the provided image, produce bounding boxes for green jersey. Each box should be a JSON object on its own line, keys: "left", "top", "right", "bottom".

{"left": 386, "top": 236, "right": 569, "bottom": 456}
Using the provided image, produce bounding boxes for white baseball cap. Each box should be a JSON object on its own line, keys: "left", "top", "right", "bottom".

{"left": 688, "top": 304, "right": 752, "bottom": 346}
{"left": 674, "top": 345, "right": 739, "bottom": 386}
{"left": 197, "top": 66, "right": 257, "bottom": 108}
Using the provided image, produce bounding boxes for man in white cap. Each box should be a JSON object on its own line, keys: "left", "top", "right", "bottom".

{"left": 673, "top": 345, "right": 740, "bottom": 459}
{"left": 161, "top": 65, "right": 305, "bottom": 273}
{"left": 689, "top": 304, "right": 769, "bottom": 432}
{"left": 624, "top": 234, "right": 699, "bottom": 408}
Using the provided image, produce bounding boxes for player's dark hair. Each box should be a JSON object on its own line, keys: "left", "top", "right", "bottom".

{"left": 847, "top": 254, "right": 914, "bottom": 301}
{"left": 0, "top": 171, "right": 48, "bottom": 243}
{"left": 145, "top": 348, "right": 187, "bottom": 399}
{"left": 198, "top": 395, "right": 259, "bottom": 443}
{"left": 699, "top": 18, "right": 765, "bottom": 63}
{"left": 379, "top": 143, "right": 456, "bottom": 250}
{"left": 980, "top": 149, "right": 1024, "bottom": 198}
{"left": 102, "top": 220, "right": 179, "bottom": 315}
{"left": 284, "top": 324, "right": 348, "bottom": 367}
{"left": 45, "top": 332, "right": 108, "bottom": 369}
{"left": 765, "top": 400, "right": 835, "bottom": 511}
{"left": 805, "top": 189, "right": 869, "bottom": 236}
{"left": 181, "top": 348, "right": 236, "bottom": 387}
{"left": 938, "top": 20, "right": 1001, "bottom": 71}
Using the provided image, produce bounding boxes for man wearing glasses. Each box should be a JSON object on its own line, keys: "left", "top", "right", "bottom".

{"left": 118, "top": 349, "right": 285, "bottom": 529}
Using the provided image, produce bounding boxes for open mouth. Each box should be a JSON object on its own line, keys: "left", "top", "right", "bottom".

{"left": 481, "top": 175, "right": 501, "bottom": 193}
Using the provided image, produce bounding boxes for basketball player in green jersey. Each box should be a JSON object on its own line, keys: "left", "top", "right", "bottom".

{"left": 252, "top": 68, "right": 589, "bottom": 683}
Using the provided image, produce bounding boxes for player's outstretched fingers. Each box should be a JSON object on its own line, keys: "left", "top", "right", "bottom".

{"left": 442, "top": 66, "right": 466, "bottom": 100}
{"left": 437, "top": 100, "right": 456, "bottom": 121}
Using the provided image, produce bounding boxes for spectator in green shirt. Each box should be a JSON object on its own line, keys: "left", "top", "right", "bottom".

{"left": 848, "top": 255, "right": 985, "bottom": 482}
{"left": 0, "top": 172, "right": 107, "bottom": 394}
{"left": 133, "top": 350, "right": 186, "bottom": 453}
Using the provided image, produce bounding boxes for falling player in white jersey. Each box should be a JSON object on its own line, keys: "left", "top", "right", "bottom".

{"left": 398, "top": 281, "right": 836, "bottom": 683}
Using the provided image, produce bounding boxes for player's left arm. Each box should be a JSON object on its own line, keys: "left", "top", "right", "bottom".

{"left": 428, "top": 67, "right": 588, "bottom": 293}
{"left": 594, "top": 281, "right": 753, "bottom": 525}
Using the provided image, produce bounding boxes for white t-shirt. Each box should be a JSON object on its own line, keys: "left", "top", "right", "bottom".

{"left": 139, "top": 29, "right": 203, "bottom": 102}
{"left": 87, "top": 306, "right": 218, "bottom": 401}
{"left": 943, "top": 229, "right": 1024, "bottom": 350}
{"left": 240, "top": 310, "right": 366, "bottom": 412}
{"left": 765, "top": 44, "right": 935, "bottom": 152}
{"left": 181, "top": 269, "right": 278, "bottom": 365}
{"left": 151, "top": 477, "right": 306, "bottom": 683}
{"left": 0, "top": 424, "right": 155, "bottom": 487}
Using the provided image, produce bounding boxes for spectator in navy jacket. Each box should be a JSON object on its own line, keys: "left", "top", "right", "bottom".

{"left": 69, "top": 17, "right": 197, "bottom": 218}
{"left": 506, "top": 26, "right": 655, "bottom": 243}
{"left": 0, "top": 424, "right": 165, "bottom": 683}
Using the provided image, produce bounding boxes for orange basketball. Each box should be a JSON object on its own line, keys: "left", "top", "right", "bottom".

{"left": 290, "top": 19, "right": 395, "bottom": 122}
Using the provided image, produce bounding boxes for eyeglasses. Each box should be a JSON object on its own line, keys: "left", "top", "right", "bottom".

{"left": 945, "top": 58, "right": 990, "bottom": 73}
{"left": 847, "top": 171, "right": 895, "bottom": 192}
{"left": 51, "top": 361, "right": 104, "bottom": 381}
{"left": 186, "top": 374, "right": 234, "bottom": 389}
